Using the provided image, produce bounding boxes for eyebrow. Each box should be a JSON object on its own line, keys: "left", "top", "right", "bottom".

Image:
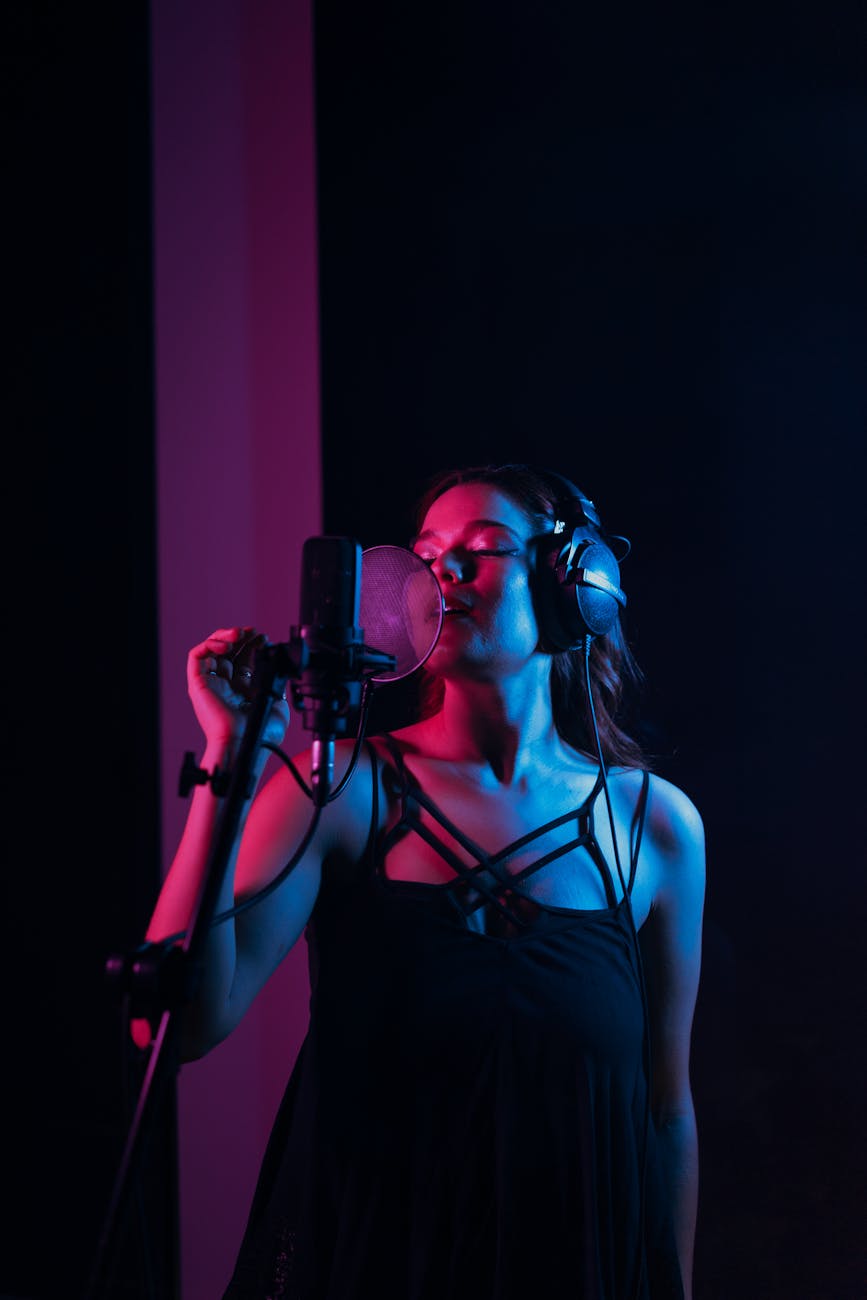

{"left": 412, "top": 519, "right": 523, "bottom": 544}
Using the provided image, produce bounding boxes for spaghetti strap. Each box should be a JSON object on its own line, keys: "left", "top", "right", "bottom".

{"left": 379, "top": 732, "right": 410, "bottom": 783}
{"left": 362, "top": 739, "right": 381, "bottom": 871}
{"left": 627, "top": 770, "right": 651, "bottom": 895}
{"left": 376, "top": 733, "right": 412, "bottom": 817}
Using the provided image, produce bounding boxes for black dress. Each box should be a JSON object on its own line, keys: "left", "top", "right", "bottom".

{"left": 223, "top": 737, "right": 684, "bottom": 1299}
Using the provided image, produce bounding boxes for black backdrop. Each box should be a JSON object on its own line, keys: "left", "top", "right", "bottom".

{"left": 8, "top": 5, "right": 176, "bottom": 1298}
{"left": 7, "top": 3, "right": 866, "bottom": 1298}
{"left": 313, "top": 5, "right": 866, "bottom": 1298}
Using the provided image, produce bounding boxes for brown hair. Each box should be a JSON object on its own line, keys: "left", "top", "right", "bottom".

{"left": 411, "top": 463, "right": 649, "bottom": 770}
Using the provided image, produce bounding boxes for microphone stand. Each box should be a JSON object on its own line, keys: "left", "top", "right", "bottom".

{"left": 86, "top": 638, "right": 301, "bottom": 1300}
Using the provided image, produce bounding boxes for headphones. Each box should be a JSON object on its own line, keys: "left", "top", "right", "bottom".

{"left": 533, "top": 470, "right": 629, "bottom": 651}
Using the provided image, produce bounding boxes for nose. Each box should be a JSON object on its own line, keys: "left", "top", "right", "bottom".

{"left": 433, "top": 548, "right": 470, "bottom": 585}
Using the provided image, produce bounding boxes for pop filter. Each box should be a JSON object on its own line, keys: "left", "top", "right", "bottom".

{"left": 360, "top": 546, "right": 443, "bottom": 683}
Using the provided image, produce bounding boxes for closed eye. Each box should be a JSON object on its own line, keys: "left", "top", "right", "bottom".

{"left": 414, "top": 549, "right": 519, "bottom": 566}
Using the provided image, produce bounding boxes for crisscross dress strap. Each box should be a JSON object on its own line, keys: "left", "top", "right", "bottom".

{"left": 375, "top": 736, "right": 526, "bottom": 928}
{"left": 373, "top": 736, "right": 629, "bottom": 931}
{"left": 626, "top": 769, "right": 651, "bottom": 895}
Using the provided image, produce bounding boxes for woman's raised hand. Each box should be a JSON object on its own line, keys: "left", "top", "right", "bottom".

{"left": 187, "top": 626, "right": 291, "bottom": 749}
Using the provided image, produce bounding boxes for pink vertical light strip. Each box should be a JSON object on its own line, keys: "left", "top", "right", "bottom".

{"left": 150, "top": 2, "right": 320, "bottom": 1295}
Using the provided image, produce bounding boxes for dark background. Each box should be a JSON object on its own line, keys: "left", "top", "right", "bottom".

{"left": 315, "top": 10, "right": 866, "bottom": 1293}
{"left": 7, "top": 2, "right": 865, "bottom": 1297}
{"left": 8, "top": 2, "right": 178, "bottom": 1297}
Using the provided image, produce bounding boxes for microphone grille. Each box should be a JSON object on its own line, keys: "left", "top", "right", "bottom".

{"left": 360, "top": 546, "right": 443, "bottom": 682}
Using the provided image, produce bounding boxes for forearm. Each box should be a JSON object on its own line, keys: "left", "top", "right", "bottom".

{"left": 141, "top": 739, "right": 271, "bottom": 1057}
{"left": 654, "top": 1102, "right": 699, "bottom": 1300}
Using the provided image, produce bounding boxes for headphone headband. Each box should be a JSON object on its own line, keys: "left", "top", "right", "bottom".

{"left": 542, "top": 470, "right": 631, "bottom": 562}
{"left": 534, "top": 468, "right": 630, "bottom": 647}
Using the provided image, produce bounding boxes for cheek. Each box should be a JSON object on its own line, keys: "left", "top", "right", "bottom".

{"left": 517, "top": 605, "right": 542, "bottom": 647}
{"left": 498, "top": 580, "right": 540, "bottom": 644}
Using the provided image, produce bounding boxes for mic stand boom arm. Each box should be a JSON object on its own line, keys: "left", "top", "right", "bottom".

{"left": 87, "top": 638, "right": 301, "bottom": 1300}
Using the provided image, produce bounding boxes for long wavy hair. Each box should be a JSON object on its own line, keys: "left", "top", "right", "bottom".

{"left": 410, "top": 463, "right": 649, "bottom": 770}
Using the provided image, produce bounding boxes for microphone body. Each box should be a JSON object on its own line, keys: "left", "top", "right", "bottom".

{"left": 287, "top": 537, "right": 441, "bottom": 805}
{"left": 291, "top": 537, "right": 364, "bottom": 806}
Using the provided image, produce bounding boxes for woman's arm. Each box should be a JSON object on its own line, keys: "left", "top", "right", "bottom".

{"left": 136, "top": 627, "right": 353, "bottom": 1061}
{"left": 639, "top": 776, "right": 706, "bottom": 1300}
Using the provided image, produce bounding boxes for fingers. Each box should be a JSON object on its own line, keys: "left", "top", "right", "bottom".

{"left": 231, "top": 630, "right": 268, "bottom": 681}
{"left": 186, "top": 627, "right": 290, "bottom": 744}
{"left": 190, "top": 627, "right": 261, "bottom": 687}
{"left": 189, "top": 627, "right": 285, "bottom": 697}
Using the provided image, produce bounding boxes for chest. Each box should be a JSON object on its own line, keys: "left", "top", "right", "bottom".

{"left": 378, "top": 767, "right": 654, "bottom": 926}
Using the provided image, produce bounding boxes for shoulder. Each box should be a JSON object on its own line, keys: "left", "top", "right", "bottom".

{"left": 606, "top": 764, "right": 704, "bottom": 891}
{"left": 640, "top": 772, "right": 706, "bottom": 913}
{"left": 268, "top": 735, "right": 380, "bottom": 857}
{"left": 644, "top": 773, "right": 705, "bottom": 860}
{"left": 604, "top": 765, "right": 702, "bottom": 839}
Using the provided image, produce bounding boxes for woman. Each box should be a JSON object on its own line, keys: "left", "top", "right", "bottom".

{"left": 142, "top": 463, "right": 705, "bottom": 1299}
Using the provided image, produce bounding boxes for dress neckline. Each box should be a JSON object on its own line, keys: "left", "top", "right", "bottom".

{"left": 367, "top": 735, "right": 650, "bottom": 933}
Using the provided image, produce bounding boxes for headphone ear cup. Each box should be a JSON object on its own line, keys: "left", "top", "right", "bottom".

{"left": 559, "top": 539, "right": 622, "bottom": 639}
{"left": 534, "top": 531, "right": 623, "bottom": 649}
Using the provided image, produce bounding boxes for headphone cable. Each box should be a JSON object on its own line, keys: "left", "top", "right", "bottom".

{"left": 583, "top": 635, "right": 652, "bottom": 1300}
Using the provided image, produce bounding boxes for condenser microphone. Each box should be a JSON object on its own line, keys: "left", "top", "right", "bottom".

{"left": 289, "top": 539, "right": 443, "bottom": 805}
{"left": 292, "top": 536, "right": 364, "bottom": 806}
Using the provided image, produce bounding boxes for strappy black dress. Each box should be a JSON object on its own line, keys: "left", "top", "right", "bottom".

{"left": 223, "top": 737, "right": 683, "bottom": 1300}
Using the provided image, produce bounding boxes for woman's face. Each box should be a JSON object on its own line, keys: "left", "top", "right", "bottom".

{"left": 412, "top": 483, "right": 542, "bottom": 678}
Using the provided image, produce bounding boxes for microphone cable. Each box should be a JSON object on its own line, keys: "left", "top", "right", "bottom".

{"left": 148, "top": 801, "right": 323, "bottom": 948}
{"left": 262, "top": 677, "right": 375, "bottom": 805}
{"left": 153, "top": 678, "right": 377, "bottom": 943}
{"left": 582, "top": 634, "right": 652, "bottom": 1300}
